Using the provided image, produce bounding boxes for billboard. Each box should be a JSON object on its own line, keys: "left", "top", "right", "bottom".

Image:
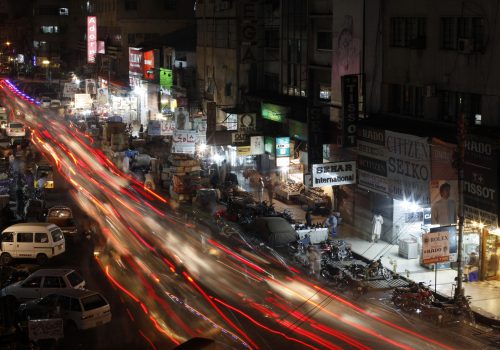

{"left": 422, "top": 229, "right": 450, "bottom": 265}
{"left": 143, "top": 50, "right": 155, "bottom": 80}
{"left": 261, "top": 103, "right": 288, "bottom": 123}
{"left": 237, "top": 113, "right": 256, "bottom": 133}
{"left": 87, "top": 16, "right": 97, "bottom": 63}
{"left": 276, "top": 137, "right": 290, "bottom": 157}
{"left": 312, "top": 161, "right": 356, "bottom": 187}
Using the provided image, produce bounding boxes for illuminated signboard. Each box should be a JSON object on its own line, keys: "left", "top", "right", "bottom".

{"left": 275, "top": 137, "right": 290, "bottom": 157}
{"left": 160, "top": 68, "right": 173, "bottom": 89}
{"left": 261, "top": 102, "right": 289, "bottom": 123}
{"left": 87, "top": 16, "right": 97, "bottom": 63}
{"left": 143, "top": 50, "right": 155, "bottom": 80}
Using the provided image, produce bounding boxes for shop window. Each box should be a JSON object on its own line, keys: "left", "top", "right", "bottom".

{"left": 316, "top": 31, "right": 332, "bottom": 50}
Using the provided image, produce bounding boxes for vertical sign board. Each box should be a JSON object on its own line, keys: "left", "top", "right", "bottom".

{"left": 275, "top": 137, "right": 290, "bottom": 157}
{"left": 422, "top": 228, "right": 450, "bottom": 264}
{"left": 250, "top": 136, "right": 264, "bottom": 155}
{"left": 160, "top": 68, "right": 173, "bottom": 89}
{"left": 143, "top": 50, "right": 155, "bottom": 80}
{"left": 128, "top": 47, "right": 143, "bottom": 87}
{"left": 87, "top": 16, "right": 97, "bottom": 63}
{"left": 341, "top": 74, "right": 358, "bottom": 147}
{"left": 307, "top": 107, "right": 324, "bottom": 172}
{"left": 239, "top": 0, "right": 257, "bottom": 63}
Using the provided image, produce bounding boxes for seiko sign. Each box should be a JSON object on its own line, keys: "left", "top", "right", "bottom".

{"left": 312, "top": 161, "right": 357, "bottom": 187}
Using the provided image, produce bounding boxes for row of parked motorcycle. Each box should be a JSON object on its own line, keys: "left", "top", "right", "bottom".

{"left": 391, "top": 281, "right": 475, "bottom": 325}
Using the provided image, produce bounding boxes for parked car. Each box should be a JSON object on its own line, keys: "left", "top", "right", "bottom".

{"left": 46, "top": 206, "right": 78, "bottom": 241}
{"left": 17, "top": 289, "right": 111, "bottom": 330}
{"left": 0, "top": 223, "right": 65, "bottom": 265}
{"left": 5, "top": 122, "right": 26, "bottom": 138}
{"left": 250, "top": 217, "right": 298, "bottom": 247}
{"left": 0, "top": 268, "right": 85, "bottom": 302}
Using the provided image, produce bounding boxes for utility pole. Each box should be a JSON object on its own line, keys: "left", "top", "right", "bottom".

{"left": 455, "top": 113, "right": 466, "bottom": 300}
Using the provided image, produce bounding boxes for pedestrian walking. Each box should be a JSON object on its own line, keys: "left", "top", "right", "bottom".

{"left": 325, "top": 212, "right": 338, "bottom": 239}
{"left": 305, "top": 208, "right": 312, "bottom": 227}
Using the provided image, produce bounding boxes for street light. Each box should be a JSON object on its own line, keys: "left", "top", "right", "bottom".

{"left": 42, "top": 60, "right": 51, "bottom": 86}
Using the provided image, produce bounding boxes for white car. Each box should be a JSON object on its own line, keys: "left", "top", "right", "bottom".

{"left": 18, "top": 289, "right": 112, "bottom": 330}
{"left": 50, "top": 99, "right": 61, "bottom": 109}
{"left": 6, "top": 122, "right": 26, "bottom": 137}
{"left": 40, "top": 97, "right": 51, "bottom": 108}
{"left": 0, "top": 268, "right": 85, "bottom": 302}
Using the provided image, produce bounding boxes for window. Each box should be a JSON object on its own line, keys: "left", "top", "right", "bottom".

{"left": 35, "top": 232, "right": 48, "bottom": 243}
{"left": 316, "top": 32, "right": 332, "bottom": 50}
{"left": 390, "top": 17, "right": 426, "bottom": 48}
{"left": 387, "top": 84, "right": 424, "bottom": 117}
{"left": 164, "top": 0, "right": 177, "bottom": 10}
{"left": 1, "top": 232, "right": 13, "bottom": 242}
{"left": 263, "top": 73, "right": 279, "bottom": 93}
{"left": 125, "top": 0, "right": 138, "bottom": 10}
{"left": 59, "top": 8, "right": 69, "bottom": 15}
{"left": 67, "top": 271, "right": 84, "bottom": 288}
{"left": 40, "top": 26, "right": 59, "bottom": 34}
{"left": 22, "top": 277, "right": 42, "bottom": 288}
{"left": 81, "top": 294, "right": 108, "bottom": 311}
{"left": 38, "top": 294, "right": 59, "bottom": 307}
{"left": 264, "top": 29, "right": 279, "bottom": 48}
{"left": 319, "top": 85, "right": 331, "bottom": 101}
{"left": 440, "top": 17, "right": 484, "bottom": 51}
{"left": 17, "top": 232, "right": 33, "bottom": 243}
{"left": 439, "top": 91, "right": 481, "bottom": 123}
{"left": 71, "top": 298, "right": 82, "bottom": 312}
{"left": 44, "top": 276, "right": 63, "bottom": 288}
{"left": 58, "top": 296, "right": 71, "bottom": 310}
{"left": 51, "top": 229, "right": 64, "bottom": 242}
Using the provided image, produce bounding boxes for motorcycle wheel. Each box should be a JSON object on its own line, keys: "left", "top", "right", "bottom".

{"left": 382, "top": 268, "right": 393, "bottom": 281}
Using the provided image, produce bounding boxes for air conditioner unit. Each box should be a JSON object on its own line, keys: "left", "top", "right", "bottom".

{"left": 458, "top": 38, "right": 474, "bottom": 54}
{"left": 425, "top": 84, "right": 436, "bottom": 98}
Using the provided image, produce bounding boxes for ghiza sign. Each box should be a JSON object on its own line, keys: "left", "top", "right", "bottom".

{"left": 312, "top": 161, "right": 356, "bottom": 187}
{"left": 341, "top": 75, "right": 359, "bottom": 148}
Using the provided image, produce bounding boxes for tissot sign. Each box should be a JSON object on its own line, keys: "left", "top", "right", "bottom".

{"left": 312, "top": 161, "right": 356, "bottom": 187}
{"left": 87, "top": 16, "right": 97, "bottom": 63}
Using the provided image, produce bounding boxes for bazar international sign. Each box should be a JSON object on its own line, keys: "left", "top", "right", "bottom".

{"left": 261, "top": 102, "right": 289, "bottom": 123}
{"left": 312, "top": 161, "right": 356, "bottom": 187}
{"left": 276, "top": 137, "right": 290, "bottom": 157}
{"left": 87, "top": 16, "right": 97, "bottom": 63}
{"left": 172, "top": 130, "right": 196, "bottom": 154}
{"left": 422, "top": 230, "right": 450, "bottom": 264}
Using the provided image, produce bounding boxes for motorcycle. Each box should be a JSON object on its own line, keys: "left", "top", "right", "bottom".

{"left": 319, "top": 240, "right": 353, "bottom": 262}
{"left": 392, "top": 282, "right": 434, "bottom": 311}
{"left": 350, "top": 256, "right": 392, "bottom": 281}
{"left": 287, "top": 235, "right": 311, "bottom": 267}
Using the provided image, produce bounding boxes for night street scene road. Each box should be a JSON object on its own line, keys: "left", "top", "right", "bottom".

{"left": 1, "top": 1, "right": 500, "bottom": 350}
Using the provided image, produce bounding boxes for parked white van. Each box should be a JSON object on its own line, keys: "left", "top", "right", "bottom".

{"left": 0, "top": 223, "right": 65, "bottom": 265}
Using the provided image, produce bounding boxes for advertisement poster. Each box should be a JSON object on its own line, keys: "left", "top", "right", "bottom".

{"left": 174, "top": 108, "right": 190, "bottom": 130}
{"left": 422, "top": 229, "right": 450, "bottom": 264}
{"left": 250, "top": 136, "right": 264, "bottom": 155}
{"left": 63, "top": 83, "right": 79, "bottom": 98}
{"left": 430, "top": 225, "right": 457, "bottom": 262}
{"left": 160, "top": 68, "right": 173, "bottom": 89}
{"left": 143, "top": 50, "right": 155, "bottom": 80}
{"left": 172, "top": 130, "right": 196, "bottom": 154}
{"left": 312, "top": 161, "right": 356, "bottom": 187}
{"left": 147, "top": 120, "right": 162, "bottom": 136}
{"left": 464, "top": 136, "right": 499, "bottom": 226}
{"left": 386, "top": 131, "right": 431, "bottom": 205}
{"left": 74, "top": 94, "right": 92, "bottom": 109}
{"left": 85, "top": 79, "right": 96, "bottom": 95}
{"left": 430, "top": 180, "right": 458, "bottom": 226}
